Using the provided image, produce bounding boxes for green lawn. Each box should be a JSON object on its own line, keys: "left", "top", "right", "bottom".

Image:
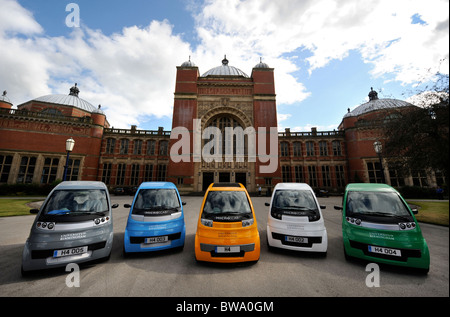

{"left": 408, "top": 200, "right": 449, "bottom": 226}
{"left": 0, "top": 199, "right": 41, "bottom": 217}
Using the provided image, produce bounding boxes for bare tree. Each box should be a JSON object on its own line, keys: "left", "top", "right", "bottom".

{"left": 383, "top": 73, "right": 449, "bottom": 185}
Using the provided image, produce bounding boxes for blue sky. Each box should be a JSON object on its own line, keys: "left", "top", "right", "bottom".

{"left": 1, "top": 0, "right": 448, "bottom": 132}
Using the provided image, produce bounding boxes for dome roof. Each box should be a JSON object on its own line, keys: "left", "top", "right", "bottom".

{"left": 201, "top": 56, "right": 249, "bottom": 78}
{"left": 181, "top": 56, "right": 196, "bottom": 67}
{"left": 254, "top": 58, "right": 270, "bottom": 69}
{"left": 344, "top": 88, "right": 415, "bottom": 118}
{"left": 34, "top": 94, "right": 97, "bottom": 112}
{"left": 33, "top": 84, "right": 97, "bottom": 113}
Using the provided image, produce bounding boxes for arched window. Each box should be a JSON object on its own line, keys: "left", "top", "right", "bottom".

{"left": 203, "top": 115, "right": 248, "bottom": 157}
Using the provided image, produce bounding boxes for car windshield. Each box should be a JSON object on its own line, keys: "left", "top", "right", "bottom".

{"left": 202, "top": 191, "right": 252, "bottom": 221}
{"left": 272, "top": 189, "right": 319, "bottom": 215}
{"left": 346, "top": 191, "right": 413, "bottom": 221}
{"left": 39, "top": 189, "right": 108, "bottom": 221}
{"left": 132, "top": 189, "right": 180, "bottom": 215}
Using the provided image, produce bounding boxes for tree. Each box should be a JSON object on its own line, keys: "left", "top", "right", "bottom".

{"left": 383, "top": 73, "right": 449, "bottom": 185}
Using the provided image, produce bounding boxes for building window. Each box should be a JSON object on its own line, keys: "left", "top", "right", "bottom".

{"left": 144, "top": 164, "right": 153, "bottom": 181}
{"left": 308, "top": 166, "right": 318, "bottom": 187}
{"left": 41, "top": 108, "right": 63, "bottom": 117}
{"left": 321, "top": 165, "right": 331, "bottom": 187}
{"left": 159, "top": 141, "right": 168, "bottom": 156}
{"left": 367, "top": 161, "right": 383, "bottom": 183}
{"left": 147, "top": 140, "right": 156, "bottom": 155}
{"left": 435, "top": 170, "right": 446, "bottom": 186}
{"left": 17, "top": 156, "right": 37, "bottom": 184}
{"left": 204, "top": 116, "right": 247, "bottom": 157}
{"left": 133, "top": 140, "right": 143, "bottom": 155}
{"left": 117, "top": 163, "right": 126, "bottom": 185}
{"left": 412, "top": 170, "right": 429, "bottom": 187}
{"left": 102, "top": 163, "right": 112, "bottom": 184}
{"left": 389, "top": 169, "right": 405, "bottom": 187}
{"left": 66, "top": 159, "right": 80, "bottom": 181}
{"left": 106, "top": 138, "right": 116, "bottom": 154}
{"left": 306, "top": 141, "right": 315, "bottom": 156}
{"left": 41, "top": 157, "right": 59, "bottom": 184}
{"left": 120, "top": 139, "right": 129, "bottom": 154}
{"left": 282, "top": 166, "right": 291, "bottom": 182}
{"left": 335, "top": 165, "right": 346, "bottom": 188}
{"left": 157, "top": 165, "right": 167, "bottom": 181}
{"left": 130, "top": 164, "right": 140, "bottom": 186}
{"left": 0, "top": 155, "right": 13, "bottom": 183}
{"left": 332, "top": 140, "right": 342, "bottom": 156}
{"left": 294, "top": 166, "right": 304, "bottom": 182}
{"left": 293, "top": 142, "right": 302, "bottom": 157}
{"left": 280, "top": 142, "right": 289, "bottom": 157}
{"left": 319, "top": 141, "right": 328, "bottom": 156}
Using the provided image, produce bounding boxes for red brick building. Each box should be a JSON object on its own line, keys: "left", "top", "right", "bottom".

{"left": 0, "top": 60, "right": 444, "bottom": 194}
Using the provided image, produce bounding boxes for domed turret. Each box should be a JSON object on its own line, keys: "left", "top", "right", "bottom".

{"left": 254, "top": 57, "right": 270, "bottom": 69}
{"left": 181, "top": 56, "right": 196, "bottom": 67}
{"left": 0, "top": 90, "right": 13, "bottom": 110}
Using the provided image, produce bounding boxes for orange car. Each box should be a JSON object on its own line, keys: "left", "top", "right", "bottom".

{"left": 195, "top": 183, "right": 260, "bottom": 263}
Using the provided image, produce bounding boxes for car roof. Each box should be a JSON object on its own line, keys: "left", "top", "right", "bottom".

{"left": 138, "top": 182, "right": 177, "bottom": 190}
{"left": 54, "top": 181, "right": 107, "bottom": 190}
{"left": 207, "top": 183, "right": 246, "bottom": 191}
{"left": 273, "top": 183, "right": 313, "bottom": 191}
{"left": 345, "top": 183, "right": 396, "bottom": 192}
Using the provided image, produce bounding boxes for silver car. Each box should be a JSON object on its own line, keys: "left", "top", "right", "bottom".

{"left": 21, "top": 181, "right": 118, "bottom": 275}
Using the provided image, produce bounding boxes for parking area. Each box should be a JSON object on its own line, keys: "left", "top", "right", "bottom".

{"left": 0, "top": 195, "right": 448, "bottom": 297}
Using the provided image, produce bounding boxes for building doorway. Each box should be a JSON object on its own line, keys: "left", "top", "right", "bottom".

{"left": 235, "top": 172, "right": 246, "bottom": 187}
{"left": 219, "top": 172, "right": 230, "bottom": 183}
{"left": 202, "top": 172, "right": 214, "bottom": 191}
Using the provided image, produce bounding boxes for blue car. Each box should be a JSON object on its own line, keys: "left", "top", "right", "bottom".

{"left": 123, "top": 182, "right": 186, "bottom": 255}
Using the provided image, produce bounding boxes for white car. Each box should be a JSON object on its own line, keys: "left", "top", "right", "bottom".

{"left": 266, "top": 183, "right": 328, "bottom": 254}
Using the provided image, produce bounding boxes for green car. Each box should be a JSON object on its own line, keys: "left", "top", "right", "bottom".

{"left": 335, "top": 183, "right": 430, "bottom": 273}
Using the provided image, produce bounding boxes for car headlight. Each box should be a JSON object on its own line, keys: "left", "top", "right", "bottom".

{"left": 201, "top": 218, "right": 213, "bottom": 227}
{"left": 242, "top": 219, "right": 254, "bottom": 227}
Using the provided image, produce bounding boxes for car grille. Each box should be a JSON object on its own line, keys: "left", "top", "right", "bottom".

{"left": 271, "top": 233, "right": 322, "bottom": 248}
{"left": 349, "top": 240, "right": 421, "bottom": 262}
{"left": 129, "top": 232, "right": 182, "bottom": 244}
{"left": 31, "top": 241, "right": 107, "bottom": 259}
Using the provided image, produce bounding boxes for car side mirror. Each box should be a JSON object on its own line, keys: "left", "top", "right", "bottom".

{"left": 265, "top": 202, "right": 270, "bottom": 206}
{"left": 182, "top": 201, "right": 186, "bottom": 206}
{"left": 30, "top": 209, "right": 39, "bottom": 214}
{"left": 112, "top": 204, "right": 119, "bottom": 209}
{"left": 124, "top": 204, "right": 131, "bottom": 208}
{"left": 411, "top": 208, "right": 418, "bottom": 214}
{"left": 334, "top": 206, "right": 343, "bottom": 211}
{"left": 320, "top": 205, "right": 326, "bottom": 209}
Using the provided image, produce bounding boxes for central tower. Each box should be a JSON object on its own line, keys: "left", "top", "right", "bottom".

{"left": 168, "top": 57, "right": 281, "bottom": 193}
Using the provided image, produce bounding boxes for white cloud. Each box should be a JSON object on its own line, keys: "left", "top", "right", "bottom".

{"left": 0, "top": 0, "right": 448, "bottom": 130}
{"left": 0, "top": 3, "right": 192, "bottom": 128}
{"left": 193, "top": 0, "right": 449, "bottom": 85}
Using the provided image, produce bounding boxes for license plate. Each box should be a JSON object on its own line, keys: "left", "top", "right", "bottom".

{"left": 285, "top": 236, "right": 308, "bottom": 243}
{"left": 53, "top": 246, "right": 88, "bottom": 258}
{"left": 145, "top": 236, "right": 168, "bottom": 244}
{"left": 216, "top": 246, "right": 240, "bottom": 253}
{"left": 368, "top": 245, "right": 402, "bottom": 257}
